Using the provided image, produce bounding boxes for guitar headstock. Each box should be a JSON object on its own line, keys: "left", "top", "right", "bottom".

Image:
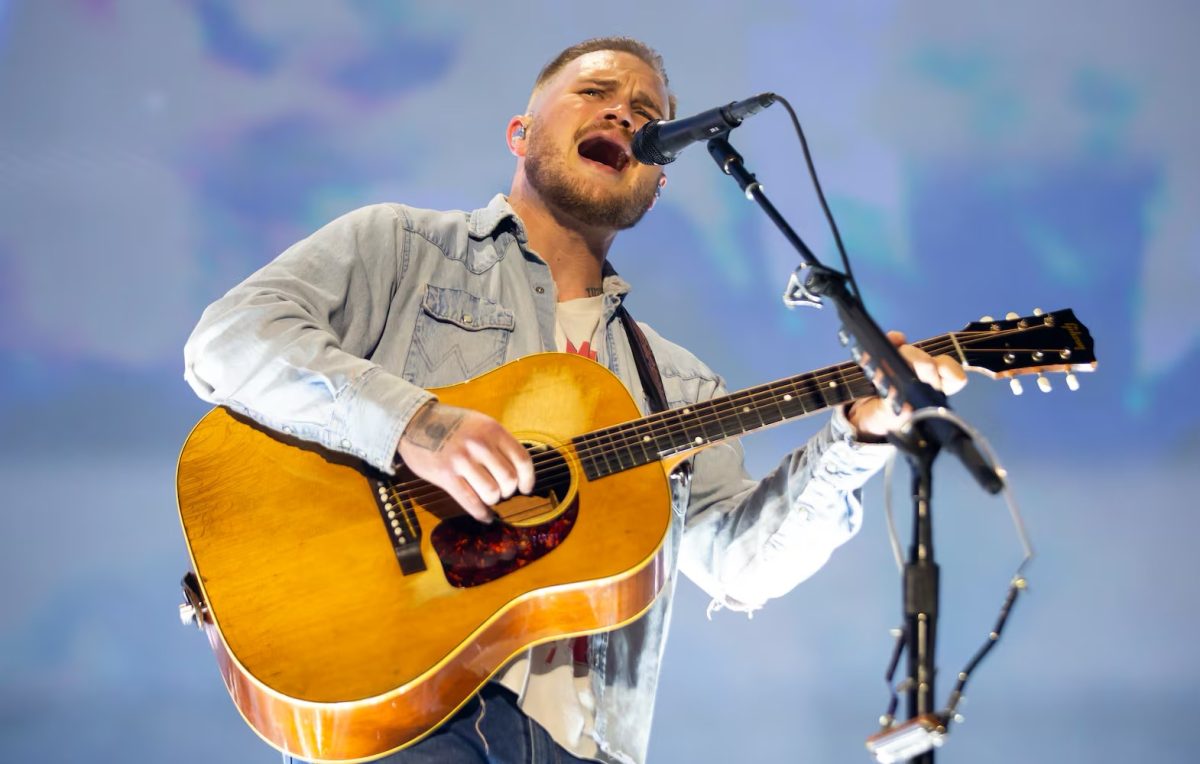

{"left": 956, "top": 309, "right": 1096, "bottom": 395}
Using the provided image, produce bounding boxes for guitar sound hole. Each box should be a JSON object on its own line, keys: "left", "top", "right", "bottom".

{"left": 430, "top": 444, "right": 578, "bottom": 588}
{"left": 498, "top": 442, "right": 572, "bottom": 527}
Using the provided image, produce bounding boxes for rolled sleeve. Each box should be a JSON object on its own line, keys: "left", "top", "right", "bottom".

{"left": 183, "top": 203, "right": 431, "bottom": 473}
{"left": 678, "top": 384, "right": 894, "bottom": 614}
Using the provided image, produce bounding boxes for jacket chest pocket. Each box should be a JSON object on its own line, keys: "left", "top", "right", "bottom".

{"left": 402, "top": 285, "right": 515, "bottom": 387}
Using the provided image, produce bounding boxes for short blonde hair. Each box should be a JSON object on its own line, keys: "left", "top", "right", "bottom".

{"left": 532, "top": 37, "right": 677, "bottom": 119}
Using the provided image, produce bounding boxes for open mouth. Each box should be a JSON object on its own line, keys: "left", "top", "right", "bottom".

{"left": 577, "top": 135, "right": 630, "bottom": 172}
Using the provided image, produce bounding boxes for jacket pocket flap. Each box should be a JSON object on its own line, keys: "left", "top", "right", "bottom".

{"left": 421, "top": 285, "right": 515, "bottom": 331}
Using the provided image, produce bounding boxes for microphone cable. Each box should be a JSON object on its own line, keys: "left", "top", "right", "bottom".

{"left": 772, "top": 94, "right": 863, "bottom": 302}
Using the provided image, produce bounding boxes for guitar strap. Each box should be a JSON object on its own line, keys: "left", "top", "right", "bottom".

{"left": 617, "top": 305, "right": 670, "bottom": 414}
{"left": 568, "top": 307, "right": 678, "bottom": 667}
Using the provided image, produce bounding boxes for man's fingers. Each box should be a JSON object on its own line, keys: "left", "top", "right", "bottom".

{"left": 397, "top": 403, "right": 545, "bottom": 520}
{"left": 498, "top": 437, "right": 537, "bottom": 495}
{"left": 468, "top": 440, "right": 520, "bottom": 498}
{"left": 445, "top": 475, "right": 493, "bottom": 523}
{"left": 850, "top": 329, "right": 970, "bottom": 439}
{"left": 898, "top": 343, "right": 943, "bottom": 391}
{"left": 936, "top": 355, "right": 968, "bottom": 394}
{"left": 455, "top": 455, "right": 502, "bottom": 508}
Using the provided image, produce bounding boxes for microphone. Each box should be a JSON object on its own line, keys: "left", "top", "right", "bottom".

{"left": 632, "top": 92, "right": 776, "bottom": 165}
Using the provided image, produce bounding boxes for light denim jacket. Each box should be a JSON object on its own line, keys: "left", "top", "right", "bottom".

{"left": 184, "top": 194, "right": 892, "bottom": 764}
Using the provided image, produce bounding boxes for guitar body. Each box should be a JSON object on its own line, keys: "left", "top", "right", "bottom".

{"left": 176, "top": 353, "right": 672, "bottom": 762}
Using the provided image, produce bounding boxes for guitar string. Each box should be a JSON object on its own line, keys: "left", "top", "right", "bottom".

{"left": 378, "top": 327, "right": 1060, "bottom": 520}
{"left": 379, "top": 327, "right": 1064, "bottom": 518}
{"left": 384, "top": 335, "right": 953, "bottom": 514}
{"left": 381, "top": 362, "right": 881, "bottom": 524}
{"left": 383, "top": 323, "right": 1051, "bottom": 504}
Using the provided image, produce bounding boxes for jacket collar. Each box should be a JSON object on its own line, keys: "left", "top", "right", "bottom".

{"left": 469, "top": 194, "right": 633, "bottom": 301}
{"left": 468, "top": 194, "right": 525, "bottom": 242}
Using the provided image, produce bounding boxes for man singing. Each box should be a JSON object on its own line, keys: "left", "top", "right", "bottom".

{"left": 184, "top": 36, "right": 964, "bottom": 764}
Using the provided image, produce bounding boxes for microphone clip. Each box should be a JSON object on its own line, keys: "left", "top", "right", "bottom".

{"left": 782, "top": 264, "right": 825, "bottom": 309}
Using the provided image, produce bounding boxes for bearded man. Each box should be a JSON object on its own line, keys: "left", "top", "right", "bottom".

{"left": 184, "top": 36, "right": 964, "bottom": 764}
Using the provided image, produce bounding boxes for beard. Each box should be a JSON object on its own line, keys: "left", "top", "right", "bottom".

{"left": 523, "top": 127, "right": 659, "bottom": 230}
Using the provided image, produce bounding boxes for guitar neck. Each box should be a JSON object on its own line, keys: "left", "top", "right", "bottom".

{"left": 573, "top": 333, "right": 960, "bottom": 480}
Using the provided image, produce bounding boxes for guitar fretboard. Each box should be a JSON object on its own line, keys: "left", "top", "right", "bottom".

{"left": 572, "top": 335, "right": 951, "bottom": 480}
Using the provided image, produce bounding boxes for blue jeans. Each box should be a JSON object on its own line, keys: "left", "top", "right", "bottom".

{"left": 283, "top": 685, "right": 598, "bottom": 764}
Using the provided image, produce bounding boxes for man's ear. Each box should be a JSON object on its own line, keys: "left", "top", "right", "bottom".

{"left": 648, "top": 174, "right": 667, "bottom": 210}
{"left": 507, "top": 116, "right": 529, "bottom": 157}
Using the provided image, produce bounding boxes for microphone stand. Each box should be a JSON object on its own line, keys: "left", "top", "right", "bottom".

{"left": 704, "top": 135, "right": 1004, "bottom": 763}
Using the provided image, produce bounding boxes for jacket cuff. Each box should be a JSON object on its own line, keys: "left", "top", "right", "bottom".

{"left": 334, "top": 366, "right": 435, "bottom": 474}
{"left": 829, "top": 405, "right": 896, "bottom": 463}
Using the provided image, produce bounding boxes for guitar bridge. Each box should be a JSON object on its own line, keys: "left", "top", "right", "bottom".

{"left": 372, "top": 476, "right": 426, "bottom": 575}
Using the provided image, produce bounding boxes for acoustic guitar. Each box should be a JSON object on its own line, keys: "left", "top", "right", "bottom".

{"left": 175, "top": 309, "right": 1094, "bottom": 762}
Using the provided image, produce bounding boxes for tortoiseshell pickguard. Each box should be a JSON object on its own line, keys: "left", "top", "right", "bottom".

{"left": 430, "top": 502, "right": 579, "bottom": 588}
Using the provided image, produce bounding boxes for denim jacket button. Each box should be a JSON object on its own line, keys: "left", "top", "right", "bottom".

{"left": 535, "top": 286, "right": 545, "bottom": 294}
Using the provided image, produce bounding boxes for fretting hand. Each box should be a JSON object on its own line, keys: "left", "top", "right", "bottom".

{"left": 846, "top": 331, "right": 968, "bottom": 440}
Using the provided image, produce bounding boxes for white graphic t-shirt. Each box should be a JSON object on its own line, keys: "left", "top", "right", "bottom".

{"left": 495, "top": 294, "right": 606, "bottom": 759}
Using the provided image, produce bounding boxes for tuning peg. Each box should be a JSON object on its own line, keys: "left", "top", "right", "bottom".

{"left": 979, "top": 315, "right": 994, "bottom": 322}
{"left": 1005, "top": 311, "right": 1020, "bottom": 320}
{"left": 1009, "top": 378, "right": 1024, "bottom": 396}
{"left": 1037, "top": 374, "right": 1052, "bottom": 393}
{"left": 1032, "top": 307, "right": 1044, "bottom": 316}
{"left": 1065, "top": 373, "right": 1080, "bottom": 391}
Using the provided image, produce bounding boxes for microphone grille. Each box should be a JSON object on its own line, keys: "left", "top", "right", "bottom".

{"left": 631, "top": 121, "right": 676, "bottom": 166}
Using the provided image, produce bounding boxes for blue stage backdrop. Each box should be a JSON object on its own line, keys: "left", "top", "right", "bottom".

{"left": 1, "top": 1, "right": 1196, "bottom": 762}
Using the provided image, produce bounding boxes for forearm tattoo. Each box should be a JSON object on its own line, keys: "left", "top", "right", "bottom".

{"left": 403, "top": 403, "right": 465, "bottom": 452}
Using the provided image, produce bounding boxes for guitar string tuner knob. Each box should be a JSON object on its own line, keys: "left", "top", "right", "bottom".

{"left": 1032, "top": 307, "right": 1044, "bottom": 316}
{"left": 979, "top": 315, "right": 994, "bottom": 322}
{"left": 1065, "top": 373, "right": 1080, "bottom": 391}
{"left": 1037, "top": 374, "right": 1052, "bottom": 393}
{"left": 1009, "top": 378, "right": 1024, "bottom": 396}
{"left": 1005, "top": 311, "right": 1020, "bottom": 320}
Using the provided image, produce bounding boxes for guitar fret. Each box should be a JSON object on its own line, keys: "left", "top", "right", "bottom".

{"left": 589, "top": 432, "right": 611, "bottom": 476}
{"left": 680, "top": 404, "right": 706, "bottom": 449}
{"left": 710, "top": 401, "right": 743, "bottom": 442}
{"left": 601, "top": 427, "right": 627, "bottom": 473}
{"left": 732, "top": 390, "right": 767, "bottom": 435}
{"left": 655, "top": 406, "right": 697, "bottom": 456}
{"left": 819, "top": 371, "right": 851, "bottom": 408}
{"left": 616, "top": 431, "right": 637, "bottom": 469}
{"left": 847, "top": 370, "right": 876, "bottom": 400}
{"left": 631, "top": 417, "right": 656, "bottom": 465}
{"left": 811, "top": 372, "right": 835, "bottom": 408}
{"left": 611, "top": 427, "right": 635, "bottom": 471}
{"left": 768, "top": 383, "right": 790, "bottom": 425}
{"left": 775, "top": 380, "right": 808, "bottom": 420}
{"left": 575, "top": 433, "right": 605, "bottom": 479}
{"left": 698, "top": 401, "right": 726, "bottom": 442}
